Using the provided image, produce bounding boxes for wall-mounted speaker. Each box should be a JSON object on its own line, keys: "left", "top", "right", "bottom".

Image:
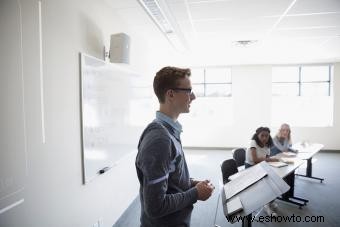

{"left": 109, "top": 33, "right": 130, "bottom": 64}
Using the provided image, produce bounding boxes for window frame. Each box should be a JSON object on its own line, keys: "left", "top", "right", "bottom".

{"left": 272, "top": 64, "right": 333, "bottom": 97}
{"left": 191, "top": 66, "right": 232, "bottom": 97}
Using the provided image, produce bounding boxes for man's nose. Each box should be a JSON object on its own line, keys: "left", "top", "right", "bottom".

{"left": 190, "top": 92, "right": 196, "bottom": 100}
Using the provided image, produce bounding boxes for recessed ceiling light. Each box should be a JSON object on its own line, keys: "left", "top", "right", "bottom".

{"left": 137, "top": 0, "right": 188, "bottom": 52}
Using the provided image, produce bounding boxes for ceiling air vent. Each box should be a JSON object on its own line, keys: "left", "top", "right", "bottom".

{"left": 233, "top": 40, "right": 258, "bottom": 47}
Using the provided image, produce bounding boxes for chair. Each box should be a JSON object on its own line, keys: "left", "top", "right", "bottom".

{"left": 220, "top": 158, "right": 264, "bottom": 223}
{"left": 214, "top": 159, "right": 238, "bottom": 227}
{"left": 221, "top": 159, "right": 238, "bottom": 184}
{"left": 232, "top": 148, "right": 246, "bottom": 167}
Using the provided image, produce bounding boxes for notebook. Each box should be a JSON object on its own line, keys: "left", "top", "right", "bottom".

{"left": 226, "top": 196, "right": 243, "bottom": 216}
{"left": 269, "top": 161, "right": 288, "bottom": 168}
{"left": 280, "top": 157, "right": 295, "bottom": 164}
{"left": 282, "top": 151, "right": 297, "bottom": 157}
{"left": 224, "top": 163, "right": 267, "bottom": 199}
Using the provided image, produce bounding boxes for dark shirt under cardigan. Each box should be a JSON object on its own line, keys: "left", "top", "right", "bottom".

{"left": 135, "top": 113, "right": 198, "bottom": 227}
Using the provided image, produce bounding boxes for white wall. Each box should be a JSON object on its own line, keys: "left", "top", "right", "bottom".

{"left": 182, "top": 63, "right": 340, "bottom": 150}
{"left": 0, "top": 0, "right": 165, "bottom": 226}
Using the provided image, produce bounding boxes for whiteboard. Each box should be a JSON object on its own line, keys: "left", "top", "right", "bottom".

{"left": 0, "top": 0, "right": 26, "bottom": 214}
{"left": 80, "top": 53, "right": 143, "bottom": 183}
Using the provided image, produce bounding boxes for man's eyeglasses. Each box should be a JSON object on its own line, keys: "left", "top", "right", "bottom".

{"left": 171, "top": 88, "right": 193, "bottom": 95}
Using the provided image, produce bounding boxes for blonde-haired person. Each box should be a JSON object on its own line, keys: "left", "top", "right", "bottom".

{"left": 270, "top": 123, "right": 298, "bottom": 156}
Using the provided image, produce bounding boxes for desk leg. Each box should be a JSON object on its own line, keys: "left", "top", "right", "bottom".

{"left": 306, "top": 158, "right": 312, "bottom": 177}
{"left": 242, "top": 214, "right": 252, "bottom": 227}
{"left": 295, "top": 158, "right": 324, "bottom": 183}
{"left": 278, "top": 172, "right": 308, "bottom": 208}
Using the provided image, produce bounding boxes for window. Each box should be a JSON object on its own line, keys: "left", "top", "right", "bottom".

{"left": 272, "top": 67, "right": 299, "bottom": 96}
{"left": 272, "top": 65, "right": 332, "bottom": 96}
{"left": 179, "top": 66, "right": 234, "bottom": 136}
{"left": 300, "top": 66, "right": 331, "bottom": 96}
{"left": 191, "top": 67, "right": 232, "bottom": 97}
{"left": 271, "top": 65, "right": 333, "bottom": 127}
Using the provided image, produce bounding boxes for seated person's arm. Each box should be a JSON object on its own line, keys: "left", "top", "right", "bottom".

{"left": 273, "top": 138, "right": 287, "bottom": 153}
{"left": 265, "top": 155, "right": 279, "bottom": 162}
{"left": 288, "top": 144, "right": 298, "bottom": 153}
{"left": 251, "top": 148, "right": 265, "bottom": 164}
{"left": 251, "top": 148, "right": 278, "bottom": 164}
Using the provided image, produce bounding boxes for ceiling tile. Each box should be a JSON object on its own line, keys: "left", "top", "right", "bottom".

{"left": 193, "top": 16, "right": 277, "bottom": 33}
{"left": 115, "top": 7, "right": 153, "bottom": 26}
{"left": 278, "top": 13, "right": 340, "bottom": 28}
{"left": 289, "top": 0, "right": 340, "bottom": 14}
{"left": 271, "top": 26, "right": 340, "bottom": 38}
{"left": 167, "top": 1, "right": 189, "bottom": 21}
{"left": 188, "top": 0, "right": 292, "bottom": 20}
{"left": 104, "top": 0, "right": 139, "bottom": 9}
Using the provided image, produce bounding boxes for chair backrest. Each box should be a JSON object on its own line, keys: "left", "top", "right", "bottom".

{"left": 232, "top": 148, "right": 246, "bottom": 167}
{"left": 221, "top": 159, "right": 238, "bottom": 184}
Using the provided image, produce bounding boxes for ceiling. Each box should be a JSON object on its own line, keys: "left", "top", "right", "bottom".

{"left": 106, "top": 0, "right": 340, "bottom": 65}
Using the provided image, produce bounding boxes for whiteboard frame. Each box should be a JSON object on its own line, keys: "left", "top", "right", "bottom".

{"left": 79, "top": 53, "right": 140, "bottom": 184}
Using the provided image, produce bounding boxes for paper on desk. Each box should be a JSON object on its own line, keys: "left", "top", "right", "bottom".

{"left": 226, "top": 196, "right": 243, "bottom": 216}
{"left": 280, "top": 157, "right": 296, "bottom": 164}
{"left": 269, "top": 161, "right": 288, "bottom": 168}
{"left": 228, "top": 169, "right": 247, "bottom": 181}
{"left": 224, "top": 164, "right": 267, "bottom": 199}
{"left": 282, "top": 151, "right": 297, "bottom": 157}
{"left": 292, "top": 142, "right": 311, "bottom": 152}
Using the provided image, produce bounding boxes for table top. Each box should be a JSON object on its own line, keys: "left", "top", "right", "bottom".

{"left": 229, "top": 156, "right": 304, "bottom": 180}
{"left": 270, "top": 156, "right": 304, "bottom": 178}
{"left": 293, "top": 143, "right": 324, "bottom": 160}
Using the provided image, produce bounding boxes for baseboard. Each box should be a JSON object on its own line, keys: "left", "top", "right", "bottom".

{"left": 183, "top": 146, "right": 234, "bottom": 151}
{"left": 183, "top": 147, "right": 340, "bottom": 153}
{"left": 320, "top": 149, "right": 340, "bottom": 153}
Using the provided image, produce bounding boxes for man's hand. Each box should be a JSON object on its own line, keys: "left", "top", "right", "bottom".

{"left": 196, "top": 180, "right": 214, "bottom": 201}
{"left": 190, "top": 179, "right": 200, "bottom": 187}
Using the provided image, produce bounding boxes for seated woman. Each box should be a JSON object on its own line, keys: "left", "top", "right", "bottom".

{"left": 245, "top": 127, "right": 279, "bottom": 216}
{"left": 271, "top": 123, "right": 297, "bottom": 157}
{"left": 245, "top": 127, "right": 278, "bottom": 168}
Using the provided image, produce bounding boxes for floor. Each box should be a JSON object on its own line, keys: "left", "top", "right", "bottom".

{"left": 114, "top": 149, "right": 340, "bottom": 227}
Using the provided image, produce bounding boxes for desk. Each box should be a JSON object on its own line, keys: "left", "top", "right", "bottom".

{"left": 293, "top": 143, "right": 324, "bottom": 182}
{"left": 270, "top": 157, "right": 304, "bottom": 179}
{"left": 229, "top": 157, "right": 307, "bottom": 209}
{"left": 270, "top": 156, "right": 307, "bottom": 208}
{"left": 222, "top": 162, "right": 290, "bottom": 227}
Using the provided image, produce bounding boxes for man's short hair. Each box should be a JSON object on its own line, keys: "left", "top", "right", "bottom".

{"left": 153, "top": 66, "right": 191, "bottom": 103}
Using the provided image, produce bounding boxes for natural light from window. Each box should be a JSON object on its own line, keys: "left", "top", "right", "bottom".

{"left": 271, "top": 65, "right": 333, "bottom": 127}
{"left": 180, "top": 66, "right": 233, "bottom": 127}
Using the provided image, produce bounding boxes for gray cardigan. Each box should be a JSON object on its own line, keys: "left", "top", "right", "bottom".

{"left": 135, "top": 119, "right": 198, "bottom": 227}
{"left": 271, "top": 137, "right": 297, "bottom": 156}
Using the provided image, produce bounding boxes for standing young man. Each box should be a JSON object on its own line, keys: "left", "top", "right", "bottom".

{"left": 136, "top": 66, "right": 214, "bottom": 227}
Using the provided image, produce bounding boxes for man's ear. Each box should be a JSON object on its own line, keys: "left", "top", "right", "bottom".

{"left": 167, "top": 89, "right": 174, "bottom": 98}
